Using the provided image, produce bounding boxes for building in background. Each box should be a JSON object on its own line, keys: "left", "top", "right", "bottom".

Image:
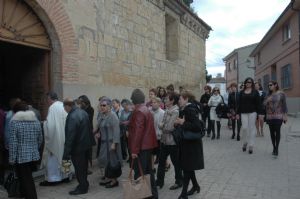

{"left": 250, "top": 2, "right": 300, "bottom": 113}
{"left": 208, "top": 74, "right": 226, "bottom": 96}
{"left": 0, "top": 0, "right": 211, "bottom": 118}
{"left": 223, "top": 43, "right": 257, "bottom": 88}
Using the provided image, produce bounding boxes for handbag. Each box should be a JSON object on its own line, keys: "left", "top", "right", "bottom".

{"left": 122, "top": 158, "right": 152, "bottom": 199}
{"left": 4, "top": 169, "right": 21, "bottom": 198}
{"left": 216, "top": 96, "right": 229, "bottom": 118}
{"left": 182, "top": 130, "right": 204, "bottom": 140}
{"left": 171, "top": 127, "right": 183, "bottom": 145}
{"left": 104, "top": 129, "right": 122, "bottom": 179}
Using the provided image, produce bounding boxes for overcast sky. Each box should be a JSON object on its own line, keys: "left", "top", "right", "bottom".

{"left": 192, "top": 0, "right": 291, "bottom": 77}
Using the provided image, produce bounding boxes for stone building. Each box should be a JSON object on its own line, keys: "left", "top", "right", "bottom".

{"left": 0, "top": 0, "right": 211, "bottom": 118}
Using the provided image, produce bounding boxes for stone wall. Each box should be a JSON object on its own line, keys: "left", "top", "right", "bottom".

{"left": 58, "top": 0, "right": 210, "bottom": 101}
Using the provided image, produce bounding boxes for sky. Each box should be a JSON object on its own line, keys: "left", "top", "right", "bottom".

{"left": 192, "top": 0, "right": 291, "bottom": 77}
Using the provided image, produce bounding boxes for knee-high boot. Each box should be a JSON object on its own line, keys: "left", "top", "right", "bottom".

{"left": 216, "top": 121, "right": 221, "bottom": 139}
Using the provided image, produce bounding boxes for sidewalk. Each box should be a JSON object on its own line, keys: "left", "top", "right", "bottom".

{"left": 1, "top": 117, "right": 300, "bottom": 199}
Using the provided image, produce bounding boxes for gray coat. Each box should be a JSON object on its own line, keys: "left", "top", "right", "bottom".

{"left": 98, "top": 112, "right": 122, "bottom": 168}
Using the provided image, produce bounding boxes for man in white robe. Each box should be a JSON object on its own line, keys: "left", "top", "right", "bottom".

{"left": 40, "top": 92, "right": 69, "bottom": 186}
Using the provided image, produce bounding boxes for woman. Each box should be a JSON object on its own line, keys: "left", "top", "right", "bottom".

{"left": 97, "top": 97, "right": 122, "bottom": 188}
{"left": 156, "top": 92, "right": 183, "bottom": 190}
{"left": 264, "top": 81, "right": 287, "bottom": 156}
{"left": 228, "top": 83, "right": 241, "bottom": 141}
{"left": 200, "top": 85, "right": 212, "bottom": 137}
{"left": 9, "top": 101, "right": 43, "bottom": 199}
{"left": 157, "top": 87, "right": 167, "bottom": 109}
{"left": 255, "top": 82, "right": 266, "bottom": 137}
{"left": 208, "top": 87, "right": 223, "bottom": 139}
{"left": 175, "top": 91, "right": 204, "bottom": 199}
{"left": 237, "top": 77, "right": 263, "bottom": 154}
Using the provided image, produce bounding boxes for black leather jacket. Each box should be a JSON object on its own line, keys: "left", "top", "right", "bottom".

{"left": 63, "top": 107, "right": 93, "bottom": 159}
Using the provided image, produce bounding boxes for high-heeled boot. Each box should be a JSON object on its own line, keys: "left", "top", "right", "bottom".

{"left": 216, "top": 122, "right": 221, "bottom": 139}
{"left": 187, "top": 186, "right": 200, "bottom": 195}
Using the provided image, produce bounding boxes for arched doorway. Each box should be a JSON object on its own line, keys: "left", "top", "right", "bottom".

{"left": 0, "top": 0, "right": 51, "bottom": 119}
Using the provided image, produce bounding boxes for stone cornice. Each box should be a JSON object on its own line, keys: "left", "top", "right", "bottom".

{"left": 146, "top": 0, "right": 211, "bottom": 39}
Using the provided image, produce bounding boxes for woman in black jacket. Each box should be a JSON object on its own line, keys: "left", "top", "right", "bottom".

{"left": 237, "top": 77, "right": 263, "bottom": 154}
{"left": 200, "top": 85, "right": 212, "bottom": 137}
{"left": 228, "top": 83, "right": 241, "bottom": 140}
{"left": 175, "top": 91, "right": 204, "bottom": 199}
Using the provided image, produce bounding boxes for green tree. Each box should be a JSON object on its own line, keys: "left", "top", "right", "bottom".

{"left": 205, "top": 69, "right": 212, "bottom": 83}
{"left": 183, "top": 0, "right": 193, "bottom": 7}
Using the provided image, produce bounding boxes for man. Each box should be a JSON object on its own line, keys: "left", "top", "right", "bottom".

{"left": 63, "top": 98, "right": 92, "bottom": 195}
{"left": 40, "top": 92, "right": 69, "bottom": 186}
{"left": 128, "top": 89, "right": 159, "bottom": 199}
{"left": 112, "top": 99, "right": 123, "bottom": 119}
{"left": 150, "top": 97, "right": 165, "bottom": 164}
{"left": 0, "top": 105, "right": 5, "bottom": 185}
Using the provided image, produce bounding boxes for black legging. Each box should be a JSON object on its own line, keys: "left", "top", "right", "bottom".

{"left": 211, "top": 120, "right": 221, "bottom": 137}
{"left": 201, "top": 112, "right": 211, "bottom": 135}
{"left": 231, "top": 119, "right": 241, "bottom": 135}
{"left": 268, "top": 123, "right": 282, "bottom": 151}
{"left": 180, "top": 170, "right": 199, "bottom": 196}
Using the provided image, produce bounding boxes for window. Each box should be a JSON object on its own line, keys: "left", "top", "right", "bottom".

{"left": 271, "top": 65, "right": 277, "bottom": 81}
{"left": 233, "top": 59, "right": 237, "bottom": 70}
{"left": 227, "top": 62, "right": 231, "bottom": 72}
{"left": 257, "top": 52, "right": 261, "bottom": 65}
{"left": 165, "top": 14, "right": 179, "bottom": 61}
{"left": 283, "top": 23, "right": 291, "bottom": 42}
{"left": 263, "top": 74, "right": 269, "bottom": 92}
{"left": 281, "top": 64, "right": 292, "bottom": 89}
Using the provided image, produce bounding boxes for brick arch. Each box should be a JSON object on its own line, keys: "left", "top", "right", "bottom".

{"left": 24, "top": 0, "right": 79, "bottom": 95}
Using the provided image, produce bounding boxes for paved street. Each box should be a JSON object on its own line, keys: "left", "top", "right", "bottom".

{"left": 1, "top": 117, "right": 300, "bottom": 199}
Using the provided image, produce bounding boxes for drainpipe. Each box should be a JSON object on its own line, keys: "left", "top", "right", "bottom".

{"left": 237, "top": 54, "right": 239, "bottom": 86}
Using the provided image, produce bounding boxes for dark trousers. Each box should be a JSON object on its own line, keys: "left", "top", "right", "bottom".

{"left": 268, "top": 123, "right": 282, "bottom": 151}
{"left": 231, "top": 119, "right": 241, "bottom": 135}
{"left": 202, "top": 112, "right": 211, "bottom": 135}
{"left": 120, "top": 135, "right": 128, "bottom": 160}
{"left": 180, "top": 170, "right": 199, "bottom": 197}
{"left": 156, "top": 144, "right": 182, "bottom": 185}
{"left": 16, "top": 162, "right": 37, "bottom": 199}
{"left": 211, "top": 120, "right": 221, "bottom": 137}
{"left": 71, "top": 150, "right": 89, "bottom": 192}
{"left": 133, "top": 150, "right": 158, "bottom": 199}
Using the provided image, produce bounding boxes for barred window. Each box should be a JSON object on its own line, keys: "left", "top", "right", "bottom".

{"left": 281, "top": 64, "right": 292, "bottom": 89}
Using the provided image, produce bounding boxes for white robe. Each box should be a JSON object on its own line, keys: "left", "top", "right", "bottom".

{"left": 42, "top": 101, "right": 68, "bottom": 182}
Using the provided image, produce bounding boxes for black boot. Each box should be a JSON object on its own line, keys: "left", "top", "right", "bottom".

{"left": 187, "top": 186, "right": 200, "bottom": 195}
{"left": 211, "top": 133, "right": 215, "bottom": 140}
{"left": 231, "top": 132, "right": 235, "bottom": 139}
{"left": 237, "top": 134, "right": 240, "bottom": 141}
{"left": 216, "top": 121, "right": 221, "bottom": 139}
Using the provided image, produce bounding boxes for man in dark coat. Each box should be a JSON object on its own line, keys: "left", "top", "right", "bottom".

{"left": 128, "top": 89, "right": 158, "bottom": 199}
{"left": 63, "top": 98, "right": 93, "bottom": 195}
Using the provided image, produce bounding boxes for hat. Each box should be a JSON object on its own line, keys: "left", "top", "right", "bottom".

{"left": 131, "top": 89, "right": 145, "bottom": 105}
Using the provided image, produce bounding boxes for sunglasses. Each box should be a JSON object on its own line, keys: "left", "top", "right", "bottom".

{"left": 100, "top": 104, "right": 107, "bottom": 107}
{"left": 214, "top": 89, "right": 219, "bottom": 92}
{"left": 268, "top": 84, "right": 273, "bottom": 87}
{"left": 246, "top": 81, "right": 252, "bottom": 84}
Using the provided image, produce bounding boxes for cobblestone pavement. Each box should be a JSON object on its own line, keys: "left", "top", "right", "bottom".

{"left": 1, "top": 117, "right": 300, "bottom": 199}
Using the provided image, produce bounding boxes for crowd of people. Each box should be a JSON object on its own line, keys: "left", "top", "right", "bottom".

{"left": 0, "top": 79, "right": 288, "bottom": 199}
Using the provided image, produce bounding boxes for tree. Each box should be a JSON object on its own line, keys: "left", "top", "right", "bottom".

{"left": 183, "top": 0, "right": 193, "bottom": 7}
{"left": 205, "top": 69, "right": 212, "bottom": 83}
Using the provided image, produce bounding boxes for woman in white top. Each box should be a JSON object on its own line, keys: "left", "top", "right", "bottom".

{"left": 208, "top": 87, "right": 223, "bottom": 139}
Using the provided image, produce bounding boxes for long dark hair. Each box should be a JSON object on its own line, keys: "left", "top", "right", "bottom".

{"left": 244, "top": 77, "right": 255, "bottom": 90}
{"left": 268, "top": 81, "right": 280, "bottom": 95}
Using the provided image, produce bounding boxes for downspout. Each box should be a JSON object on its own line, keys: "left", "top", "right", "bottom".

{"left": 237, "top": 54, "right": 239, "bottom": 85}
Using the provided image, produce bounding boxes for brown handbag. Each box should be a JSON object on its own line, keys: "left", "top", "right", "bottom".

{"left": 122, "top": 158, "right": 152, "bottom": 199}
